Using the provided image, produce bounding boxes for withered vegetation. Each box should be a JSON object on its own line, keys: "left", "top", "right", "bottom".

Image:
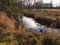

{"left": 0, "top": 12, "right": 60, "bottom": 45}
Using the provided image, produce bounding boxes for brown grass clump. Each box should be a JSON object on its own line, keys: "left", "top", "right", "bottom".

{"left": 0, "top": 12, "right": 27, "bottom": 34}
{"left": 0, "top": 12, "right": 16, "bottom": 33}
{"left": 16, "top": 25, "right": 27, "bottom": 35}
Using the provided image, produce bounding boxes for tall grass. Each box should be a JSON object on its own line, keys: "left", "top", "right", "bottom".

{"left": 0, "top": 12, "right": 60, "bottom": 45}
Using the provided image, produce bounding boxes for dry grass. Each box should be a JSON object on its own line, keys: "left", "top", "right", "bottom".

{"left": 0, "top": 12, "right": 27, "bottom": 34}
{"left": 23, "top": 9, "right": 60, "bottom": 20}
{"left": 0, "top": 12, "right": 60, "bottom": 45}
{"left": 0, "top": 12, "right": 15, "bottom": 33}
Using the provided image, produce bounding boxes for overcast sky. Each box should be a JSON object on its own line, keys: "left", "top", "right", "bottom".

{"left": 43, "top": 0, "right": 60, "bottom": 3}
{"left": 36, "top": 0, "right": 60, "bottom": 7}
{"left": 23, "top": 0, "right": 60, "bottom": 7}
{"left": 43, "top": 0, "right": 60, "bottom": 7}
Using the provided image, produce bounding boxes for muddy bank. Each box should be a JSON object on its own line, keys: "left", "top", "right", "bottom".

{"left": 35, "top": 17, "right": 60, "bottom": 29}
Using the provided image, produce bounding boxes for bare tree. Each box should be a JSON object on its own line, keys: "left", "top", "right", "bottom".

{"left": 50, "top": 0, "right": 52, "bottom": 8}
{"left": 34, "top": 0, "right": 36, "bottom": 8}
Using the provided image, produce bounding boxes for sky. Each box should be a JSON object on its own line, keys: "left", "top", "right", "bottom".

{"left": 43, "top": 0, "right": 60, "bottom": 3}
{"left": 37, "top": 0, "right": 60, "bottom": 7}
{"left": 32, "top": 0, "right": 60, "bottom": 7}
{"left": 43, "top": 0, "right": 60, "bottom": 7}
{"left": 23, "top": 0, "right": 60, "bottom": 7}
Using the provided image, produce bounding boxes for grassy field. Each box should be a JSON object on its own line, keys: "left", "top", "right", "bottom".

{"left": 23, "top": 9, "right": 60, "bottom": 20}
{"left": 0, "top": 10, "right": 60, "bottom": 45}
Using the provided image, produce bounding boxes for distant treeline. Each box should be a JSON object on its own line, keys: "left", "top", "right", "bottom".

{"left": 0, "top": 0, "right": 60, "bottom": 9}
{"left": 24, "top": 3, "right": 60, "bottom": 9}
